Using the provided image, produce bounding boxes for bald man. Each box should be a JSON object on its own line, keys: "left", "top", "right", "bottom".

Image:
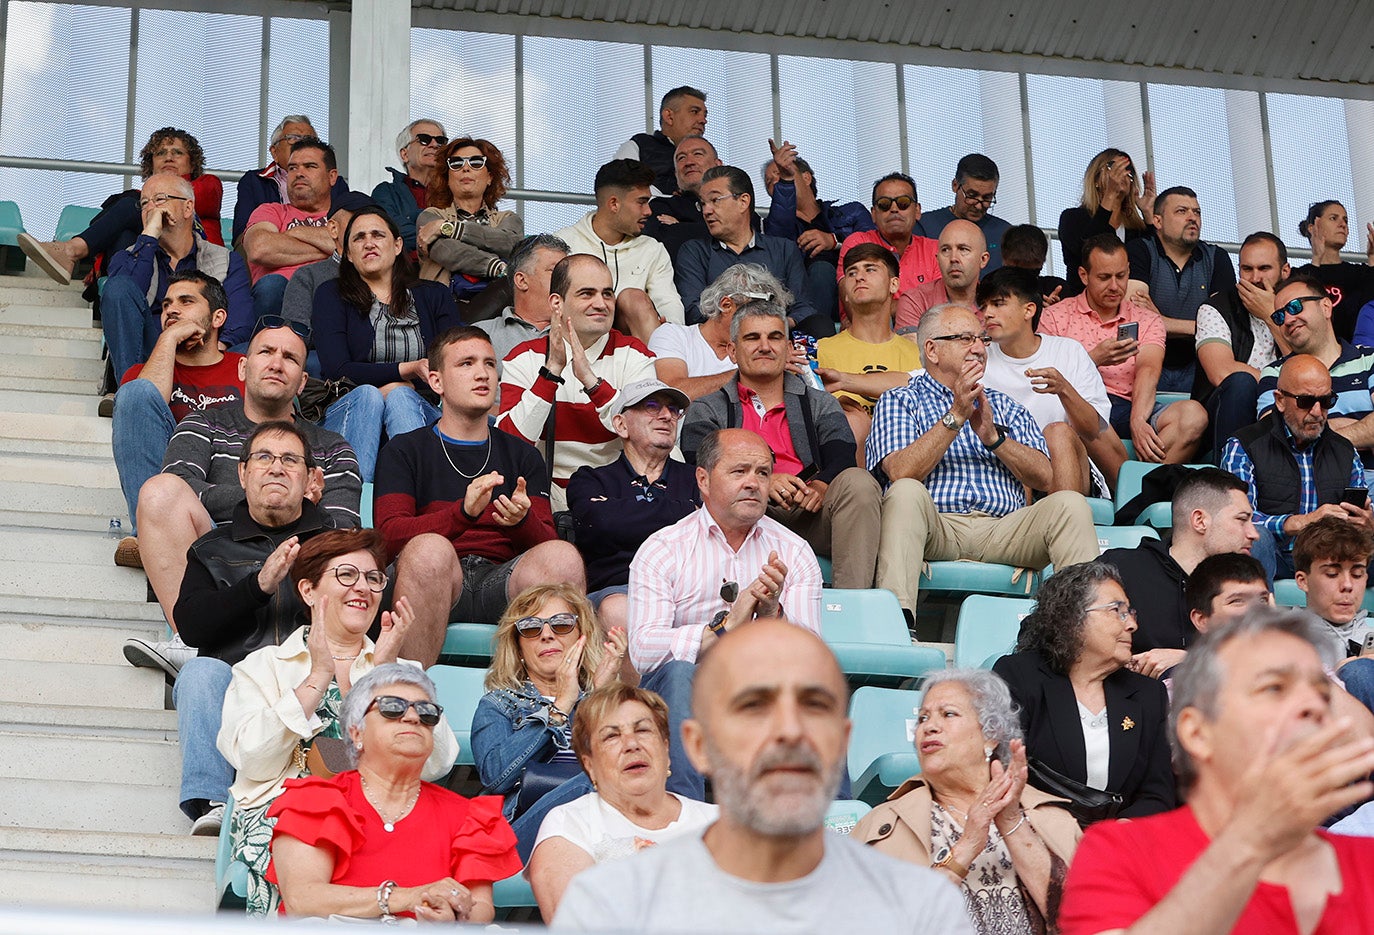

{"left": 554, "top": 618, "right": 973, "bottom": 933}
{"left": 1223, "top": 353, "right": 1373, "bottom": 580}
{"left": 895, "top": 218, "right": 990, "bottom": 335}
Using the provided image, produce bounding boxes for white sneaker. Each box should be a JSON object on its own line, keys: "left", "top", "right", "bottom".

{"left": 190, "top": 802, "right": 225, "bottom": 837}
{"left": 123, "top": 634, "right": 197, "bottom": 679}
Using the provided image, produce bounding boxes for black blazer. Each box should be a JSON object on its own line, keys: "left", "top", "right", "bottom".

{"left": 993, "top": 650, "right": 1177, "bottom": 818}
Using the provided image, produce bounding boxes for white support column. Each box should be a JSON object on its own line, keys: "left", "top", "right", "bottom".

{"left": 347, "top": 0, "right": 410, "bottom": 194}
{"left": 1224, "top": 89, "right": 1274, "bottom": 238}
{"left": 1345, "top": 99, "right": 1374, "bottom": 241}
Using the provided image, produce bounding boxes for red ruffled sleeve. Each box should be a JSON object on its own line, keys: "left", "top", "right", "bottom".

{"left": 265, "top": 774, "right": 367, "bottom": 885}
{"left": 450, "top": 794, "right": 521, "bottom": 884}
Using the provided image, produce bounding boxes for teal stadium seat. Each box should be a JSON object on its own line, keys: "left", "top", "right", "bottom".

{"left": 440, "top": 623, "right": 498, "bottom": 667}
{"left": 1095, "top": 524, "right": 1159, "bottom": 554}
{"left": 847, "top": 686, "right": 923, "bottom": 805}
{"left": 820, "top": 588, "right": 946, "bottom": 688}
{"left": 53, "top": 204, "right": 99, "bottom": 241}
{"left": 0, "top": 201, "right": 25, "bottom": 273}
{"left": 1155, "top": 392, "right": 1192, "bottom": 408}
{"left": 1114, "top": 462, "right": 1214, "bottom": 529}
{"left": 816, "top": 555, "right": 833, "bottom": 585}
{"left": 953, "top": 594, "right": 1034, "bottom": 669}
{"left": 215, "top": 798, "right": 249, "bottom": 909}
{"left": 823, "top": 799, "right": 873, "bottom": 834}
{"left": 1273, "top": 579, "right": 1374, "bottom": 614}
{"left": 360, "top": 482, "right": 374, "bottom": 528}
{"left": 921, "top": 560, "right": 1038, "bottom": 599}
{"left": 221, "top": 216, "right": 234, "bottom": 246}
{"left": 427, "top": 664, "right": 490, "bottom": 767}
{"left": 1087, "top": 497, "right": 1115, "bottom": 525}
{"left": 493, "top": 873, "right": 538, "bottom": 918}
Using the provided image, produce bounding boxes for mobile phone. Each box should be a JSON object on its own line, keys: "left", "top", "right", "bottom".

{"left": 1342, "top": 487, "right": 1368, "bottom": 506}
{"left": 1117, "top": 322, "right": 1139, "bottom": 342}
{"left": 1363, "top": 632, "right": 1374, "bottom": 655}
{"left": 797, "top": 464, "right": 819, "bottom": 483}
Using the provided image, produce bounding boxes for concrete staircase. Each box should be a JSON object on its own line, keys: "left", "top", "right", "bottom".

{"left": 0, "top": 271, "right": 216, "bottom": 911}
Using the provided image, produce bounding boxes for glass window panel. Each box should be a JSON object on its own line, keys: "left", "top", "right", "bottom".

{"left": 1266, "top": 92, "right": 1358, "bottom": 255}
{"left": 266, "top": 18, "right": 332, "bottom": 160}
{"left": 777, "top": 57, "right": 900, "bottom": 213}
{"left": 650, "top": 46, "right": 772, "bottom": 194}
{"left": 521, "top": 199, "right": 591, "bottom": 239}
{"left": 1146, "top": 84, "right": 1239, "bottom": 245}
{"left": 410, "top": 29, "right": 516, "bottom": 163}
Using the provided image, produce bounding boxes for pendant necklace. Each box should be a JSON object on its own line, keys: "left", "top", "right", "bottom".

{"left": 360, "top": 775, "right": 421, "bottom": 832}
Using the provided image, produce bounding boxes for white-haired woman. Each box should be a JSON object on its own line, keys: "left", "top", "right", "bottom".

{"left": 853, "top": 669, "right": 1081, "bottom": 935}
{"left": 266, "top": 663, "right": 521, "bottom": 922}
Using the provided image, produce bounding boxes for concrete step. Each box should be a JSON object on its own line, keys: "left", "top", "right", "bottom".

{"left": 0, "top": 526, "right": 133, "bottom": 567}
{"left": 0, "top": 593, "right": 165, "bottom": 626}
{"left": 0, "top": 388, "right": 102, "bottom": 416}
{"left": 0, "top": 828, "right": 214, "bottom": 913}
{"left": 0, "top": 457, "right": 119, "bottom": 491}
{"left": 0, "top": 303, "right": 94, "bottom": 330}
{"left": 0, "top": 701, "right": 177, "bottom": 737}
{"left": 0, "top": 618, "right": 167, "bottom": 668}
{"left": 0, "top": 331, "right": 102, "bottom": 361}
{"left": 0, "top": 272, "right": 92, "bottom": 303}
{"left": 0, "top": 410, "right": 112, "bottom": 446}
{"left": 0, "top": 727, "right": 181, "bottom": 789}
{"left": 0, "top": 353, "right": 103, "bottom": 391}
{"left": 0, "top": 776, "right": 188, "bottom": 837}
{"left": 0, "top": 560, "right": 147, "bottom": 604}
{"left": 0, "top": 479, "right": 127, "bottom": 524}
{"left": 0, "top": 657, "right": 167, "bottom": 709}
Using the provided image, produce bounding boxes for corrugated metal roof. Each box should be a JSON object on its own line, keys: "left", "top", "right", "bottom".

{"left": 408, "top": 0, "right": 1374, "bottom": 89}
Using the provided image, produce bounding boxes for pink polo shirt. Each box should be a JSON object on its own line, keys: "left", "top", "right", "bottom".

{"left": 837, "top": 230, "right": 940, "bottom": 296}
{"left": 244, "top": 203, "right": 329, "bottom": 284}
{"left": 1037, "top": 293, "right": 1165, "bottom": 398}
{"left": 738, "top": 383, "right": 804, "bottom": 476}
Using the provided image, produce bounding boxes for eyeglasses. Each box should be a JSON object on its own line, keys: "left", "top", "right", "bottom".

{"left": 244, "top": 450, "right": 308, "bottom": 470}
{"left": 250, "top": 314, "right": 313, "bottom": 341}
{"left": 275, "top": 133, "right": 308, "bottom": 146}
{"left": 1274, "top": 388, "right": 1339, "bottom": 411}
{"left": 411, "top": 133, "right": 448, "bottom": 147}
{"left": 366, "top": 695, "right": 443, "bottom": 726}
{"left": 873, "top": 195, "right": 916, "bottom": 212}
{"left": 153, "top": 147, "right": 188, "bottom": 159}
{"left": 930, "top": 332, "right": 992, "bottom": 347}
{"left": 514, "top": 613, "right": 579, "bottom": 638}
{"left": 138, "top": 193, "right": 190, "bottom": 209}
{"left": 958, "top": 187, "right": 997, "bottom": 208}
{"left": 1270, "top": 295, "right": 1327, "bottom": 326}
{"left": 447, "top": 155, "right": 489, "bottom": 170}
{"left": 1085, "top": 601, "right": 1138, "bottom": 623}
{"left": 635, "top": 399, "right": 684, "bottom": 418}
{"left": 329, "top": 564, "right": 389, "bottom": 592}
{"left": 701, "top": 192, "right": 743, "bottom": 209}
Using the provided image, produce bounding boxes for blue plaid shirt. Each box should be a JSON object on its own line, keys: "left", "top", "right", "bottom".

{"left": 865, "top": 371, "right": 1048, "bottom": 516}
{"left": 1220, "top": 425, "right": 1366, "bottom": 542}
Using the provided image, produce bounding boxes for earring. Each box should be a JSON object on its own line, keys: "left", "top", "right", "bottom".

{"left": 666, "top": 768, "right": 672, "bottom": 777}
{"left": 985, "top": 748, "right": 994, "bottom": 761}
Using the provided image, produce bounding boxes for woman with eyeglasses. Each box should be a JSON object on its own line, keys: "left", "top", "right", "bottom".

{"left": 19, "top": 127, "right": 224, "bottom": 284}
{"left": 311, "top": 204, "right": 459, "bottom": 482}
{"left": 1297, "top": 200, "right": 1374, "bottom": 343}
{"left": 1057, "top": 148, "right": 1155, "bottom": 297}
{"left": 470, "top": 583, "right": 627, "bottom": 861}
{"left": 219, "top": 528, "right": 459, "bottom": 916}
{"left": 416, "top": 137, "right": 524, "bottom": 312}
{"left": 265, "top": 663, "right": 519, "bottom": 921}
{"left": 992, "top": 561, "right": 1176, "bottom": 826}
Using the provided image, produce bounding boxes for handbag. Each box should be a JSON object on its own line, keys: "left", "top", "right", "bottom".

{"left": 299, "top": 375, "right": 357, "bottom": 423}
{"left": 1027, "top": 757, "right": 1124, "bottom": 826}
{"left": 512, "top": 759, "right": 584, "bottom": 819}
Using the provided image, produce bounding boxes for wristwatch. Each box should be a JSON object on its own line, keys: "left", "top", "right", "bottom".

{"left": 940, "top": 410, "right": 961, "bottom": 431}
{"left": 538, "top": 365, "right": 565, "bottom": 385}
{"left": 984, "top": 424, "right": 1008, "bottom": 451}
{"left": 707, "top": 610, "right": 729, "bottom": 637}
{"left": 931, "top": 850, "right": 969, "bottom": 880}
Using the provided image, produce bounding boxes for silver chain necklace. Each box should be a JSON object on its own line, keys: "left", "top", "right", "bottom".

{"left": 437, "top": 429, "right": 492, "bottom": 479}
{"left": 360, "top": 775, "right": 422, "bottom": 833}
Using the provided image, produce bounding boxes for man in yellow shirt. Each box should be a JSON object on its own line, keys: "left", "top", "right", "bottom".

{"left": 816, "top": 243, "right": 924, "bottom": 460}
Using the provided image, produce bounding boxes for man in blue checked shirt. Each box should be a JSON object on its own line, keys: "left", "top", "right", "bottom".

{"left": 864, "top": 303, "right": 1099, "bottom": 613}
{"left": 1223, "top": 353, "right": 1373, "bottom": 580}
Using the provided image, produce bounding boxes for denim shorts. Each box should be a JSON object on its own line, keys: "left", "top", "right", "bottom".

{"left": 449, "top": 553, "right": 522, "bottom": 624}
{"left": 1108, "top": 394, "right": 1169, "bottom": 437}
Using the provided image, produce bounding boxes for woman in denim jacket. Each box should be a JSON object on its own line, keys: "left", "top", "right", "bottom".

{"left": 470, "top": 583, "right": 627, "bottom": 860}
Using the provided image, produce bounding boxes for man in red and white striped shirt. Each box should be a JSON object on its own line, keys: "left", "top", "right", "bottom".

{"left": 496, "top": 254, "right": 659, "bottom": 511}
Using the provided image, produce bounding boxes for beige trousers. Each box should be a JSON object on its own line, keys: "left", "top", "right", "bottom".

{"left": 768, "top": 467, "right": 883, "bottom": 589}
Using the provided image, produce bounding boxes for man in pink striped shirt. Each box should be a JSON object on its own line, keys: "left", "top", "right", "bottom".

{"left": 627, "top": 428, "right": 823, "bottom": 799}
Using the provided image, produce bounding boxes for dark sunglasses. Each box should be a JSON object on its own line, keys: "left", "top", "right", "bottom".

{"left": 366, "top": 695, "right": 443, "bottom": 726}
{"left": 411, "top": 133, "right": 448, "bottom": 147}
{"left": 447, "top": 155, "right": 489, "bottom": 170}
{"left": 636, "top": 399, "right": 683, "bottom": 418}
{"left": 873, "top": 195, "right": 916, "bottom": 212}
{"left": 515, "top": 612, "right": 579, "bottom": 638}
{"left": 1274, "top": 388, "right": 1339, "bottom": 411}
{"left": 329, "top": 563, "right": 388, "bottom": 591}
{"left": 1270, "top": 295, "right": 1326, "bottom": 326}
{"left": 251, "top": 314, "right": 312, "bottom": 341}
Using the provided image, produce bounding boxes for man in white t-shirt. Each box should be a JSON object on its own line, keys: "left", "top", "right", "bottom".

{"left": 979, "top": 266, "right": 1127, "bottom": 495}
{"left": 553, "top": 618, "right": 972, "bottom": 933}
{"left": 649, "top": 264, "right": 788, "bottom": 400}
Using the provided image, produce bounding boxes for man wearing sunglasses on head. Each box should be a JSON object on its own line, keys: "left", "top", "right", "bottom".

{"left": 161, "top": 420, "right": 338, "bottom": 837}
{"left": 234, "top": 115, "right": 351, "bottom": 248}
{"left": 371, "top": 119, "right": 448, "bottom": 255}
{"left": 915, "top": 153, "right": 1012, "bottom": 273}
{"left": 836, "top": 172, "right": 940, "bottom": 307}
{"left": 1224, "top": 353, "right": 1372, "bottom": 581}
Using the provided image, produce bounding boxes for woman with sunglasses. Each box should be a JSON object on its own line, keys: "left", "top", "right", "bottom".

{"left": 1057, "top": 148, "right": 1155, "bottom": 297}
{"left": 219, "top": 528, "right": 459, "bottom": 916}
{"left": 1297, "top": 200, "right": 1374, "bottom": 343}
{"left": 312, "top": 204, "right": 459, "bottom": 481}
{"left": 416, "top": 137, "right": 524, "bottom": 312}
{"left": 470, "top": 583, "right": 627, "bottom": 861}
{"left": 992, "top": 561, "right": 1176, "bottom": 826}
{"left": 265, "top": 663, "right": 520, "bottom": 921}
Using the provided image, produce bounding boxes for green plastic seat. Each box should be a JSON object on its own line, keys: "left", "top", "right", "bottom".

{"left": 440, "top": 623, "right": 498, "bottom": 667}
{"left": 1087, "top": 497, "right": 1115, "bottom": 525}
{"left": 53, "top": 204, "right": 99, "bottom": 241}
{"left": 359, "top": 482, "right": 374, "bottom": 528}
{"left": 220, "top": 216, "right": 234, "bottom": 246}
{"left": 1114, "top": 462, "right": 1214, "bottom": 529}
{"left": 1272, "top": 579, "right": 1304, "bottom": 607}
{"left": 820, "top": 588, "right": 945, "bottom": 688}
{"left": 215, "top": 798, "right": 249, "bottom": 909}
{"left": 427, "top": 664, "right": 490, "bottom": 767}
{"left": 816, "top": 555, "right": 833, "bottom": 585}
{"left": 823, "top": 799, "right": 873, "bottom": 835}
{"left": 847, "top": 685, "right": 923, "bottom": 805}
{"left": 1155, "top": 391, "right": 1192, "bottom": 408}
{"left": 953, "top": 594, "right": 1034, "bottom": 670}
{"left": 0, "top": 200, "right": 24, "bottom": 246}
{"left": 921, "top": 561, "right": 1038, "bottom": 598}
{"left": 494, "top": 873, "right": 537, "bottom": 916}
{"left": 1095, "top": 524, "right": 1159, "bottom": 554}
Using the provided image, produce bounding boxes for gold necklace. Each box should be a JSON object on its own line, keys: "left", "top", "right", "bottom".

{"left": 359, "top": 775, "right": 422, "bottom": 833}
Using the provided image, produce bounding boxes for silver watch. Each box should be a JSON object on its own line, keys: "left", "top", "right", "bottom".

{"left": 940, "top": 410, "right": 961, "bottom": 431}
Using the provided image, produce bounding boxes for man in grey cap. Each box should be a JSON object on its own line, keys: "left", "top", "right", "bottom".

{"left": 566, "top": 378, "right": 700, "bottom": 661}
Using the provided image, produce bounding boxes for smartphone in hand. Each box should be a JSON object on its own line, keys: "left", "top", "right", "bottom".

{"left": 1117, "top": 321, "right": 1139, "bottom": 343}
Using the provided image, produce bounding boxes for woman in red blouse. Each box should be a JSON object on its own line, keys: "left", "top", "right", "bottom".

{"left": 267, "top": 663, "right": 521, "bottom": 922}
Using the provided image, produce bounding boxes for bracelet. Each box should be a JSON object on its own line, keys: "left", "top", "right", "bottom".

{"left": 377, "top": 879, "right": 397, "bottom": 921}
{"left": 1001, "top": 811, "right": 1027, "bottom": 837}
{"left": 582, "top": 377, "right": 605, "bottom": 396}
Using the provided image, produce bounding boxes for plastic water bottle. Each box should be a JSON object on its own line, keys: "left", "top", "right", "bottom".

{"left": 107, "top": 518, "right": 123, "bottom": 539}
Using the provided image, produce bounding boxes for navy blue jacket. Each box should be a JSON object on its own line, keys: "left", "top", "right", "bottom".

{"left": 675, "top": 233, "right": 818, "bottom": 326}
{"left": 311, "top": 278, "right": 458, "bottom": 386}
{"left": 371, "top": 167, "right": 424, "bottom": 253}
{"left": 232, "top": 165, "right": 351, "bottom": 245}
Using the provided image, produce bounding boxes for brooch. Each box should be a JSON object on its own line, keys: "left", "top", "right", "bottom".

{"left": 1122, "top": 716, "right": 1136, "bottom": 731}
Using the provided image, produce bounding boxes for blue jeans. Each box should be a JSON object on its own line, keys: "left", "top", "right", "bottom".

{"left": 252, "top": 273, "right": 289, "bottom": 320}
{"left": 1251, "top": 526, "right": 1294, "bottom": 582}
{"left": 509, "top": 773, "right": 594, "bottom": 863}
{"left": 805, "top": 258, "right": 839, "bottom": 324}
{"left": 1340, "top": 658, "right": 1374, "bottom": 713}
{"left": 1206, "top": 371, "right": 1259, "bottom": 461}
{"left": 322, "top": 384, "right": 438, "bottom": 482}
{"left": 101, "top": 276, "right": 162, "bottom": 382}
{"left": 639, "top": 660, "right": 706, "bottom": 801}
{"left": 172, "top": 656, "right": 235, "bottom": 818}
{"left": 111, "top": 378, "right": 176, "bottom": 533}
